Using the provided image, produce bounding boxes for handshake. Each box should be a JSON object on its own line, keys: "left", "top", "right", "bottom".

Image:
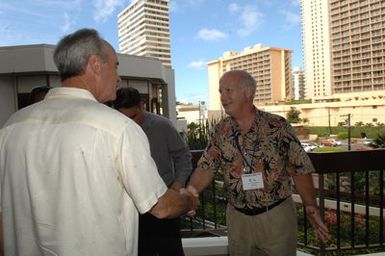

{"left": 179, "top": 185, "right": 200, "bottom": 217}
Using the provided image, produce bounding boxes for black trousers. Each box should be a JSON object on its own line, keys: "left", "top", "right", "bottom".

{"left": 138, "top": 213, "right": 185, "bottom": 256}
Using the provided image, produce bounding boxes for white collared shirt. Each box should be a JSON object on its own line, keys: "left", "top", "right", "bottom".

{"left": 0, "top": 87, "right": 167, "bottom": 256}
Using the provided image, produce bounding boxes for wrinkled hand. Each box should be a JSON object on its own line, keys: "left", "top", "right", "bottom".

{"left": 305, "top": 205, "right": 331, "bottom": 244}
{"left": 184, "top": 185, "right": 200, "bottom": 217}
{"left": 180, "top": 187, "right": 199, "bottom": 217}
{"left": 170, "top": 181, "right": 183, "bottom": 192}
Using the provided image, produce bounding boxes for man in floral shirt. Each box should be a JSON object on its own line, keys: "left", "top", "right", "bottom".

{"left": 187, "top": 70, "right": 330, "bottom": 255}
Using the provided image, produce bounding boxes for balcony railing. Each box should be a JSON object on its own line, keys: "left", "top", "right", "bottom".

{"left": 182, "top": 149, "right": 385, "bottom": 255}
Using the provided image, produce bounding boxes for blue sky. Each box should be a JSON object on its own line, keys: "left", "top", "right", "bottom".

{"left": 0, "top": 0, "right": 302, "bottom": 105}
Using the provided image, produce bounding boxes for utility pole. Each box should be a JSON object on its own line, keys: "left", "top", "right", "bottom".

{"left": 340, "top": 114, "right": 351, "bottom": 150}
{"left": 328, "top": 108, "right": 331, "bottom": 135}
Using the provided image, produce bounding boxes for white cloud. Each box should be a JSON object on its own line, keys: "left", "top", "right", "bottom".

{"left": 281, "top": 10, "right": 300, "bottom": 30}
{"left": 93, "top": 0, "right": 125, "bottom": 22}
{"left": 188, "top": 60, "right": 207, "bottom": 70}
{"left": 62, "top": 13, "right": 71, "bottom": 32}
{"left": 290, "top": 0, "right": 301, "bottom": 6}
{"left": 169, "top": 0, "right": 178, "bottom": 12}
{"left": 228, "top": 3, "right": 240, "bottom": 13}
{"left": 228, "top": 4, "right": 264, "bottom": 38}
{"left": 237, "top": 5, "right": 263, "bottom": 37}
{"left": 197, "top": 28, "right": 228, "bottom": 41}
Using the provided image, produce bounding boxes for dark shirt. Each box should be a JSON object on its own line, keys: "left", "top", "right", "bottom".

{"left": 141, "top": 112, "right": 192, "bottom": 186}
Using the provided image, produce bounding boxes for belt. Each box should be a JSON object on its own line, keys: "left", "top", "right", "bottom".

{"left": 234, "top": 197, "right": 288, "bottom": 216}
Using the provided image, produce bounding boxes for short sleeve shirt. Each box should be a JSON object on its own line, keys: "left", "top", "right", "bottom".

{"left": 197, "top": 108, "right": 315, "bottom": 209}
{"left": 0, "top": 87, "right": 167, "bottom": 256}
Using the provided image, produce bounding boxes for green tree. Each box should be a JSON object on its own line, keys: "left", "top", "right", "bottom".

{"left": 286, "top": 107, "right": 302, "bottom": 123}
{"left": 187, "top": 119, "right": 219, "bottom": 150}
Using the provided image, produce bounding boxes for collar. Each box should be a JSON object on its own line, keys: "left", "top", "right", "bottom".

{"left": 230, "top": 106, "right": 258, "bottom": 134}
{"left": 45, "top": 87, "right": 98, "bottom": 102}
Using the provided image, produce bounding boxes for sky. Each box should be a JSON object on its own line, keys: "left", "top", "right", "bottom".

{"left": 0, "top": 0, "right": 302, "bottom": 105}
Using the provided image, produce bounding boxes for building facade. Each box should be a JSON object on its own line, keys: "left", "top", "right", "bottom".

{"left": 329, "top": 0, "right": 385, "bottom": 94}
{"left": 301, "top": 0, "right": 385, "bottom": 98}
{"left": 301, "top": 0, "right": 332, "bottom": 99}
{"left": 118, "top": 0, "right": 172, "bottom": 68}
{"left": 0, "top": 44, "right": 177, "bottom": 127}
{"left": 207, "top": 44, "right": 293, "bottom": 117}
{"left": 292, "top": 67, "right": 305, "bottom": 100}
{"left": 261, "top": 90, "right": 385, "bottom": 127}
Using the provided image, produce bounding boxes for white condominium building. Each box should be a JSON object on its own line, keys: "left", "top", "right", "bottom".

{"left": 301, "top": 0, "right": 332, "bottom": 99}
{"left": 118, "top": 0, "right": 172, "bottom": 67}
{"left": 292, "top": 67, "right": 305, "bottom": 100}
{"left": 301, "top": 0, "right": 385, "bottom": 99}
{"left": 329, "top": 0, "right": 385, "bottom": 94}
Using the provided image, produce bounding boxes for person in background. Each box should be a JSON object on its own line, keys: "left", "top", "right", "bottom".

{"left": 187, "top": 70, "right": 330, "bottom": 256}
{"left": 113, "top": 87, "right": 193, "bottom": 256}
{"left": 0, "top": 28, "right": 197, "bottom": 256}
{"left": 30, "top": 85, "right": 52, "bottom": 103}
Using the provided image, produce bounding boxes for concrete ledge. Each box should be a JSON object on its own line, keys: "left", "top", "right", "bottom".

{"left": 182, "top": 236, "right": 315, "bottom": 256}
{"left": 182, "top": 236, "right": 228, "bottom": 256}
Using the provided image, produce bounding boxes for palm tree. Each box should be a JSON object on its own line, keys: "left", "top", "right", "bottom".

{"left": 370, "top": 132, "right": 385, "bottom": 148}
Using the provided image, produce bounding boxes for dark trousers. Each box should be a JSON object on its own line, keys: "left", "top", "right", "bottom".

{"left": 138, "top": 213, "right": 185, "bottom": 256}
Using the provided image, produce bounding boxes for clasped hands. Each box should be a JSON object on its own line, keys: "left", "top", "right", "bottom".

{"left": 179, "top": 185, "right": 200, "bottom": 217}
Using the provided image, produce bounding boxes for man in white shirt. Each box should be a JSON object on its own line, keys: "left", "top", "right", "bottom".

{"left": 0, "top": 28, "right": 197, "bottom": 256}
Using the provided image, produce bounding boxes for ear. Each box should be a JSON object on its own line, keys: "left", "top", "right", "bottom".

{"left": 139, "top": 100, "right": 145, "bottom": 111}
{"left": 88, "top": 54, "right": 102, "bottom": 76}
{"left": 244, "top": 86, "right": 254, "bottom": 99}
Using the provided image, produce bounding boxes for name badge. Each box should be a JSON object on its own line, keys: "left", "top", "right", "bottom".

{"left": 241, "top": 172, "right": 264, "bottom": 190}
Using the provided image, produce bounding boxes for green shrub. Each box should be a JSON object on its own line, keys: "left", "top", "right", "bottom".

{"left": 338, "top": 131, "right": 348, "bottom": 140}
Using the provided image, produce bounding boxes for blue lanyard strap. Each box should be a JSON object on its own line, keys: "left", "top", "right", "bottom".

{"left": 231, "top": 127, "right": 258, "bottom": 171}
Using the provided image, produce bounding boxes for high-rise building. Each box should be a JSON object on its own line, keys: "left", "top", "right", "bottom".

{"left": 301, "top": 0, "right": 385, "bottom": 99}
{"left": 329, "top": 0, "right": 385, "bottom": 94}
{"left": 301, "top": 0, "right": 332, "bottom": 99}
{"left": 118, "top": 0, "right": 172, "bottom": 67}
{"left": 292, "top": 67, "right": 305, "bottom": 100}
{"left": 207, "top": 44, "right": 292, "bottom": 117}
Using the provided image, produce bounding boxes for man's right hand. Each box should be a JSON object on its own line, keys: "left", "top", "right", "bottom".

{"left": 179, "top": 188, "right": 199, "bottom": 217}
{"left": 184, "top": 185, "right": 200, "bottom": 217}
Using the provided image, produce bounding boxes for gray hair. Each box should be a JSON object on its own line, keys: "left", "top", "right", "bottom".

{"left": 221, "top": 70, "right": 256, "bottom": 96}
{"left": 53, "top": 28, "right": 107, "bottom": 81}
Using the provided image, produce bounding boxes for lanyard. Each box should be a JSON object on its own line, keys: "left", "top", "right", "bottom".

{"left": 232, "top": 128, "right": 258, "bottom": 172}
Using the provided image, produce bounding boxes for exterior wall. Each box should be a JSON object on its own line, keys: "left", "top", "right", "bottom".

{"left": 329, "top": 0, "right": 385, "bottom": 94}
{"left": 207, "top": 44, "right": 292, "bottom": 112}
{"left": 0, "top": 77, "right": 16, "bottom": 126}
{"left": 176, "top": 104, "right": 207, "bottom": 125}
{"left": 292, "top": 67, "right": 305, "bottom": 100}
{"left": 0, "top": 44, "right": 177, "bottom": 127}
{"left": 207, "top": 62, "right": 222, "bottom": 111}
{"left": 208, "top": 89, "right": 385, "bottom": 126}
{"left": 301, "top": 0, "right": 332, "bottom": 98}
{"left": 118, "top": 0, "right": 171, "bottom": 67}
{"left": 258, "top": 90, "right": 385, "bottom": 126}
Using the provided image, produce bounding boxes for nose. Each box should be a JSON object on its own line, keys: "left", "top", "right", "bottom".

{"left": 220, "top": 91, "right": 226, "bottom": 102}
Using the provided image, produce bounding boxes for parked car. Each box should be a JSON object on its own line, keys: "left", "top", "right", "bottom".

{"left": 320, "top": 138, "right": 341, "bottom": 147}
{"left": 301, "top": 142, "right": 319, "bottom": 152}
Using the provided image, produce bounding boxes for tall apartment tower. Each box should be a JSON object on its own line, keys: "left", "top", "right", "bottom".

{"left": 301, "top": 0, "right": 332, "bottom": 99}
{"left": 207, "top": 44, "right": 292, "bottom": 116}
{"left": 292, "top": 67, "right": 305, "bottom": 100}
{"left": 118, "top": 0, "right": 172, "bottom": 67}
{"left": 329, "top": 0, "right": 385, "bottom": 94}
{"left": 301, "top": 0, "right": 385, "bottom": 98}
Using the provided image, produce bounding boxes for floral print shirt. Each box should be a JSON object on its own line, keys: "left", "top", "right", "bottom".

{"left": 197, "top": 108, "right": 315, "bottom": 209}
